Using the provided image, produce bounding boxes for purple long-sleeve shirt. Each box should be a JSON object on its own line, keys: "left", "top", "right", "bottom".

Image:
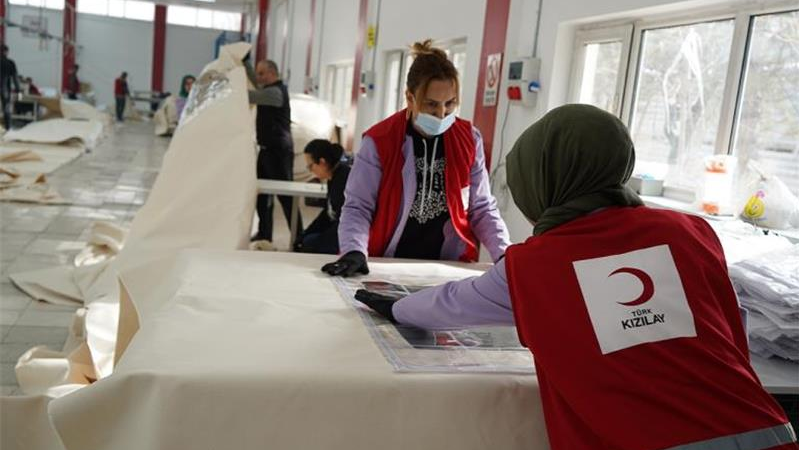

{"left": 393, "top": 258, "right": 514, "bottom": 329}
{"left": 338, "top": 126, "right": 511, "bottom": 262}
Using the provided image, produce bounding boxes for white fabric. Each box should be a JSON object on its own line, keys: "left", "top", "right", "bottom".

{"left": 9, "top": 42, "right": 257, "bottom": 397}
{"left": 153, "top": 95, "right": 178, "bottom": 136}
{"left": 0, "top": 142, "right": 84, "bottom": 203}
{"left": 46, "top": 250, "right": 548, "bottom": 450}
{"left": 730, "top": 245, "right": 799, "bottom": 361}
{"left": 4, "top": 119, "right": 104, "bottom": 149}
{"left": 59, "top": 99, "right": 112, "bottom": 126}
{"left": 289, "top": 94, "right": 336, "bottom": 180}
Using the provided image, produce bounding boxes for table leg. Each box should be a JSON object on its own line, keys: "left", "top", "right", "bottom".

{"left": 289, "top": 196, "right": 300, "bottom": 250}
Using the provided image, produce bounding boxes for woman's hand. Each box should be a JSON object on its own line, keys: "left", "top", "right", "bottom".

{"left": 321, "top": 251, "right": 369, "bottom": 277}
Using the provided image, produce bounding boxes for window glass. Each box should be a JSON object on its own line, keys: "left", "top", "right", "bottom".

{"left": 578, "top": 41, "right": 622, "bottom": 113}
{"left": 630, "top": 20, "right": 735, "bottom": 189}
{"left": 733, "top": 10, "right": 799, "bottom": 195}
{"left": 167, "top": 5, "right": 197, "bottom": 27}
{"left": 124, "top": 0, "right": 153, "bottom": 21}
{"left": 77, "top": 0, "right": 108, "bottom": 15}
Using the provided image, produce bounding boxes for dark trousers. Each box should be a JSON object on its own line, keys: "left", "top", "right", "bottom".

{"left": 256, "top": 146, "right": 302, "bottom": 241}
{"left": 67, "top": 93, "right": 77, "bottom": 100}
{"left": 1, "top": 91, "right": 10, "bottom": 130}
{"left": 115, "top": 96, "right": 126, "bottom": 121}
{"left": 297, "top": 226, "right": 339, "bottom": 254}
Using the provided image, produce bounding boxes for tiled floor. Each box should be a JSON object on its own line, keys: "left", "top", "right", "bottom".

{"left": 0, "top": 121, "right": 314, "bottom": 395}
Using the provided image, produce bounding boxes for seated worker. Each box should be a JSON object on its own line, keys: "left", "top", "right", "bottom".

{"left": 355, "top": 104, "right": 797, "bottom": 450}
{"left": 294, "top": 139, "right": 351, "bottom": 254}
{"left": 175, "top": 74, "right": 195, "bottom": 121}
{"left": 322, "top": 39, "right": 510, "bottom": 277}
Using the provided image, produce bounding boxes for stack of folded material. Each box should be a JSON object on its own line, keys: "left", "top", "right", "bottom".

{"left": 728, "top": 245, "right": 799, "bottom": 361}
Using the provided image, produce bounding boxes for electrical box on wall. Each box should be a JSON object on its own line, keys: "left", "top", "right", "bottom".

{"left": 360, "top": 70, "right": 376, "bottom": 97}
{"left": 506, "top": 57, "right": 541, "bottom": 107}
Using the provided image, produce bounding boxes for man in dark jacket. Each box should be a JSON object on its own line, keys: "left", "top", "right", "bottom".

{"left": 1, "top": 45, "right": 20, "bottom": 130}
{"left": 248, "top": 60, "right": 302, "bottom": 244}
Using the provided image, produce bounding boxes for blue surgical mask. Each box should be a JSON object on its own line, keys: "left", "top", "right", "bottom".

{"left": 414, "top": 112, "right": 456, "bottom": 136}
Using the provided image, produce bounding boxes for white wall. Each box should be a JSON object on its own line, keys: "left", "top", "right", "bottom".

{"left": 285, "top": 0, "right": 312, "bottom": 93}
{"left": 7, "top": 5, "right": 227, "bottom": 108}
{"left": 352, "top": 0, "right": 487, "bottom": 150}
{"left": 163, "top": 24, "right": 219, "bottom": 95}
{"left": 317, "top": 0, "right": 359, "bottom": 69}
{"left": 76, "top": 13, "right": 152, "bottom": 109}
{"left": 5, "top": 5, "right": 64, "bottom": 91}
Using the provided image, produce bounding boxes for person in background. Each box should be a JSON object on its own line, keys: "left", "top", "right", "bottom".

{"left": 25, "top": 77, "right": 41, "bottom": 96}
{"left": 294, "top": 139, "right": 351, "bottom": 254}
{"left": 175, "top": 74, "right": 195, "bottom": 121}
{"left": 355, "top": 104, "right": 797, "bottom": 450}
{"left": 247, "top": 59, "right": 302, "bottom": 247}
{"left": 114, "top": 72, "right": 130, "bottom": 122}
{"left": 1, "top": 45, "right": 20, "bottom": 130}
{"left": 65, "top": 64, "right": 80, "bottom": 100}
{"left": 321, "top": 39, "right": 510, "bottom": 277}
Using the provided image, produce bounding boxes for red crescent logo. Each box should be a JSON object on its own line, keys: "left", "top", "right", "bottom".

{"left": 610, "top": 267, "right": 655, "bottom": 306}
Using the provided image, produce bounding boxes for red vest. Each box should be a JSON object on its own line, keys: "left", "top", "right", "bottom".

{"left": 505, "top": 206, "right": 794, "bottom": 450}
{"left": 362, "top": 110, "right": 478, "bottom": 261}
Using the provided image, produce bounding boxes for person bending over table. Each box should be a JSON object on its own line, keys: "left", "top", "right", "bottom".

{"left": 322, "top": 39, "right": 510, "bottom": 277}
{"left": 294, "top": 139, "right": 351, "bottom": 254}
{"left": 355, "top": 104, "right": 797, "bottom": 450}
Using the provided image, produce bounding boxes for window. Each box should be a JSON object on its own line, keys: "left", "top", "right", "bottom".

{"left": 732, "top": 10, "right": 799, "bottom": 195}
{"left": 323, "top": 62, "right": 355, "bottom": 125}
{"left": 107, "top": 0, "right": 124, "bottom": 17}
{"left": 569, "top": 25, "right": 633, "bottom": 116}
{"left": 123, "top": 0, "right": 153, "bottom": 21}
{"left": 630, "top": 20, "right": 735, "bottom": 190}
{"left": 382, "top": 39, "right": 467, "bottom": 118}
{"left": 166, "top": 5, "right": 242, "bottom": 31}
{"left": 167, "top": 5, "right": 196, "bottom": 27}
{"left": 77, "top": 0, "right": 108, "bottom": 16}
{"left": 10, "top": 0, "right": 64, "bottom": 10}
{"left": 571, "top": 7, "right": 799, "bottom": 198}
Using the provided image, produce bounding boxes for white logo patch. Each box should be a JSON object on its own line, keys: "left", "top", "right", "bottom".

{"left": 461, "top": 186, "right": 470, "bottom": 212}
{"left": 572, "top": 244, "right": 696, "bottom": 354}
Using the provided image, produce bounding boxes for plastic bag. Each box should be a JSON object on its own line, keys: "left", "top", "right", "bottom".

{"left": 736, "top": 161, "right": 799, "bottom": 229}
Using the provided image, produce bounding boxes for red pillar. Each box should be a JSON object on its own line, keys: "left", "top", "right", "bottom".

{"left": 256, "top": 0, "right": 269, "bottom": 61}
{"left": 1, "top": 0, "right": 6, "bottom": 45}
{"left": 346, "top": 0, "right": 368, "bottom": 151}
{"left": 151, "top": 4, "right": 166, "bottom": 93}
{"left": 61, "top": 0, "right": 77, "bottom": 93}
{"left": 472, "top": 0, "right": 511, "bottom": 170}
{"left": 240, "top": 13, "right": 247, "bottom": 39}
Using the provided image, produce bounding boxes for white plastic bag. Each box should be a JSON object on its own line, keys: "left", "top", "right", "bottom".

{"left": 736, "top": 161, "right": 799, "bottom": 229}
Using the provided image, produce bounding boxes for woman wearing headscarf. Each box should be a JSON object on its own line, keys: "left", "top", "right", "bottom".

{"left": 175, "top": 74, "right": 195, "bottom": 121}
{"left": 356, "top": 104, "right": 796, "bottom": 450}
{"left": 321, "top": 39, "right": 510, "bottom": 277}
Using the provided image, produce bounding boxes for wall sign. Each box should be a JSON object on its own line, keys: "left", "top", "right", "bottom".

{"left": 482, "top": 52, "right": 502, "bottom": 107}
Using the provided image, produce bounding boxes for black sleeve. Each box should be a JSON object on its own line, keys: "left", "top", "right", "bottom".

{"left": 11, "top": 61, "right": 19, "bottom": 91}
{"left": 328, "top": 165, "right": 350, "bottom": 219}
{"left": 304, "top": 210, "right": 332, "bottom": 236}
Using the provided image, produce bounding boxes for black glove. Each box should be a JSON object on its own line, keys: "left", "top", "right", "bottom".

{"left": 321, "top": 251, "right": 369, "bottom": 277}
{"left": 355, "top": 289, "right": 397, "bottom": 323}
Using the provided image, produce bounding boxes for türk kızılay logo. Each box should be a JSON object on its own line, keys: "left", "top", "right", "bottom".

{"left": 573, "top": 245, "right": 697, "bottom": 354}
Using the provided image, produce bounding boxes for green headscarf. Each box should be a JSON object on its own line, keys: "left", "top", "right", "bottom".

{"left": 506, "top": 104, "right": 643, "bottom": 236}
{"left": 179, "top": 74, "right": 195, "bottom": 98}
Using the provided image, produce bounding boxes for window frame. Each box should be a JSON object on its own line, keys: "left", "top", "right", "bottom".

{"left": 568, "top": 24, "right": 633, "bottom": 116}
{"left": 572, "top": 1, "right": 798, "bottom": 202}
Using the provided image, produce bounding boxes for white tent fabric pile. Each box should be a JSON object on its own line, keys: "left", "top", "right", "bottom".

{"left": 729, "top": 245, "right": 799, "bottom": 362}
{"left": 0, "top": 142, "right": 85, "bottom": 204}
{"left": 2, "top": 42, "right": 257, "bottom": 450}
